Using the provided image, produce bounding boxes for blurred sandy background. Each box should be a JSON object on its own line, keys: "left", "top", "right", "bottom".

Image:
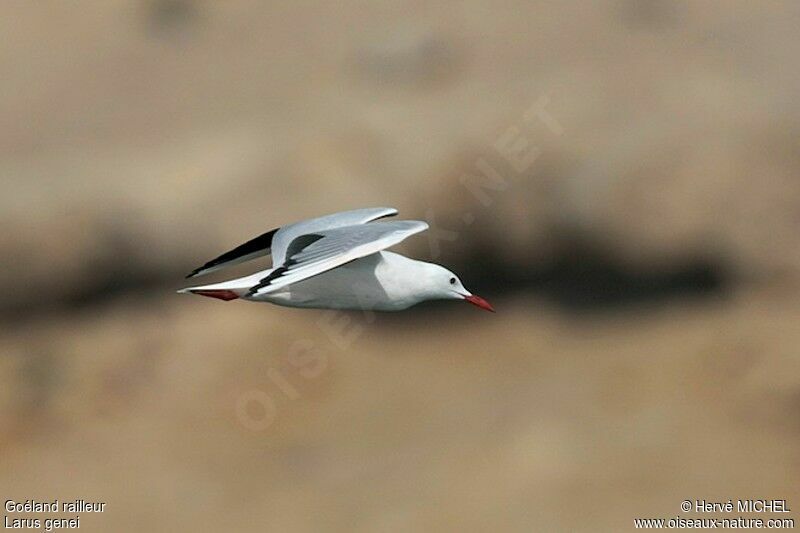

{"left": 2, "top": 1, "right": 800, "bottom": 531}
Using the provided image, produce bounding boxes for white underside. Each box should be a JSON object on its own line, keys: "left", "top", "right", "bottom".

{"left": 247, "top": 251, "right": 425, "bottom": 311}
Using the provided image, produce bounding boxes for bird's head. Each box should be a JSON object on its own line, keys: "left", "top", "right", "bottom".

{"left": 422, "top": 263, "right": 495, "bottom": 312}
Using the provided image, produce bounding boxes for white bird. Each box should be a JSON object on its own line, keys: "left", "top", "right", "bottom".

{"left": 178, "top": 207, "right": 494, "bottom": 312}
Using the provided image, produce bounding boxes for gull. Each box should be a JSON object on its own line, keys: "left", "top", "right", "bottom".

{"left": 178, "top": 207, "right": 494, "bottom": 312}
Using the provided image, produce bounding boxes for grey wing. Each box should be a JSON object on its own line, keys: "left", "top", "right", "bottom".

{"left": 270, "top": 207, "right": 398, "bottom": 266}
{"left": 247, "top": 220, "right": 428, "bottom": 297}
{"left": 185, "top": 206, "right": 397, "bottom": 278}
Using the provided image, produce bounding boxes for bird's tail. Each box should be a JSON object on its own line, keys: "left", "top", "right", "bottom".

{"left": 177, "top": 271, "right": 267, "bottom": 301}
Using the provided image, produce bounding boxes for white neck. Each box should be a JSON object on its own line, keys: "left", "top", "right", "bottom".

{"left": 375, "top": 252, "right": 452, "bottom": 307}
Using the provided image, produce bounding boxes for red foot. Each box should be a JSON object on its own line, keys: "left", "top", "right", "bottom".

{"left": 190, "top": 289, "right": 239, "bottom": 301}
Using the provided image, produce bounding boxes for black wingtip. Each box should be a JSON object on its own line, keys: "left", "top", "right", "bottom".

{"left": 245, "top": 265, "right": 290, "bottom": 297}
{"left": 183, "top": 228, "right": 279, "bottom": 281}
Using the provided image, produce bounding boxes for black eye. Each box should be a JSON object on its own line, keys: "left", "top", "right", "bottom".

{"left": 449, "top": 277, "right": 456, "bottom": 285}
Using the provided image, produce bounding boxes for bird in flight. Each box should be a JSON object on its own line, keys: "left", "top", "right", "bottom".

{"left": 179, "top": 207, "right": 494, "bottom": 312}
